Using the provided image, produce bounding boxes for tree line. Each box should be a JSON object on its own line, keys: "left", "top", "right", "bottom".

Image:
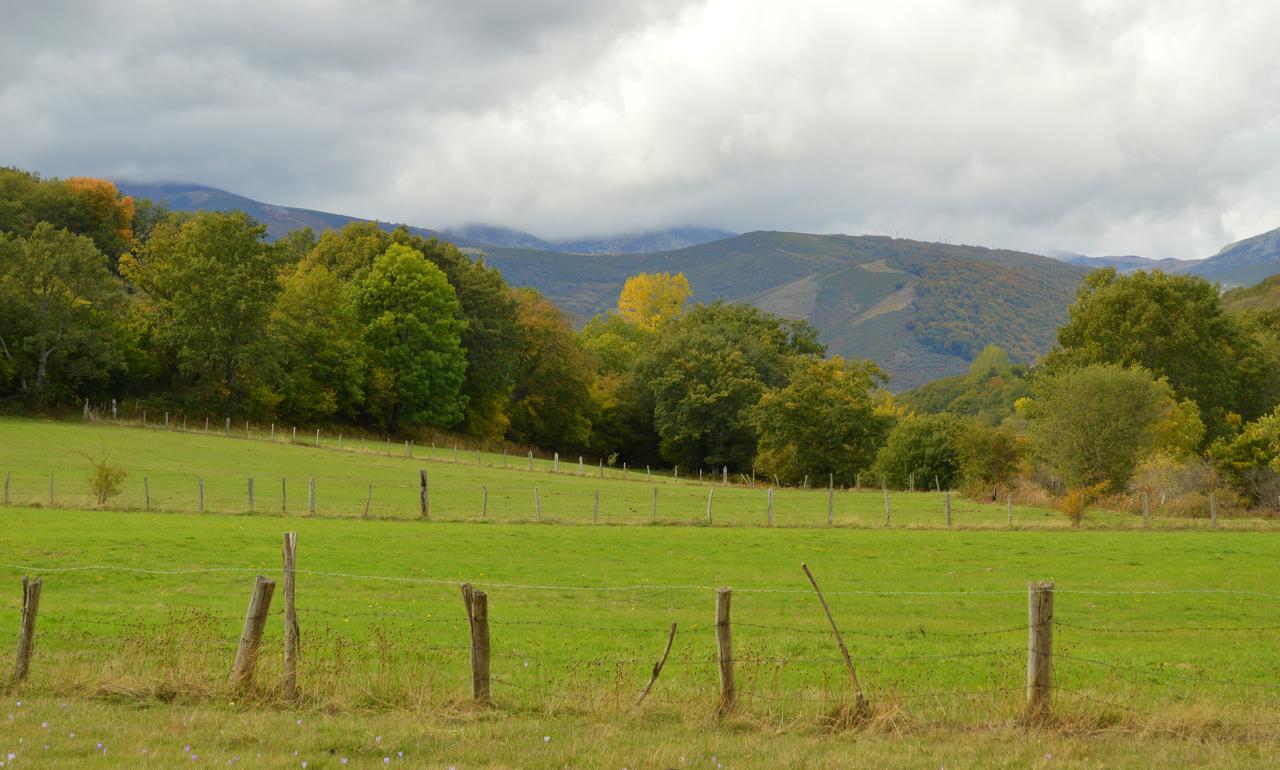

{"left": 5, "top": 166, "right": 1280, "bottom": 514}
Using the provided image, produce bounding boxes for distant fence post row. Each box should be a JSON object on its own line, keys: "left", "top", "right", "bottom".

{"left": 9, "top": 533, "right": 1062, "bottom": 723}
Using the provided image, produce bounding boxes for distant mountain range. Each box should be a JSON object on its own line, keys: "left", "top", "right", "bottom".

{"left": 115, "top": 181, "right": 1280, "bottom": 389}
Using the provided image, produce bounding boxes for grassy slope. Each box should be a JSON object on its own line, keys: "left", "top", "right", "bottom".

{"left": 1, "top": 419, "right": 1279, "bottom": 766}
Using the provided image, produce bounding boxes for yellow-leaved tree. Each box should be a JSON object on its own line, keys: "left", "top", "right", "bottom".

{"left": 617, "top": 272, "right": 692, "bottom": 332}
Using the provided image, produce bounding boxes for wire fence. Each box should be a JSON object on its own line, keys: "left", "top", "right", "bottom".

{"left": 4, "top": 549, "right": 1280, "bottom": 734}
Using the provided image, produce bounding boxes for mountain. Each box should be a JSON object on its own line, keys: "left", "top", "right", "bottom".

{"left": 114, "top": 182, "right": 472, "bottom": 246}
{"left": 445, "top": 224, "right": 736, "bottom": 254}
{"left": 477, "top": 232, "right": 1088, "bottom": 389}
{"left": 1050, "top": 251, "right": 1200, "bottom": 273}
{"left": 119, "top": 182, "right": 1086, "bottom": 390}
{"left": 1187, "top": 227, "right": 1280, "bottom": 288}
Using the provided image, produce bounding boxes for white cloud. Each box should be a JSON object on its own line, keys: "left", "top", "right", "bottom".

{"left": 2, "top": 0, "right": 1277, "bottom": 258}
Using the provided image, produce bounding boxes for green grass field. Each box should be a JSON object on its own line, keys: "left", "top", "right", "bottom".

{"left": 2, "top": 417, "right": 1280, "bottom": 767}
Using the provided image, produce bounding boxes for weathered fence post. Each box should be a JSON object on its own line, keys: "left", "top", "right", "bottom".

{"left": 248, "top": 478, "right": 254, "bottom": 512}
{"left": 1007, "top": 494, "right": 1013, "bottom": 527}
{"left": 827, "top": 476, "right": 835, "bottom": 527}
{"left": 599, "top": 459, "right": 604, "bottom": 479}
{"left": 909, "top": 471, "right": 915, "bottom": 493}
{"left": 225, "top": 417, "right": 231, "bottom": 435}
{"left": 535, "top": 486, "right": 542, "bottom": 522}
{"left": 314, "top": 429, "right": 319, "bottom": 447}
{"left": 308, "top": 478, "right": 315, "bottom": 515}
{"left": 198, "top": 478, "right": 204, "bottom": 513}
{"left": 363, "top": 484, "right": 372, "bottom": 518}
{"left": 1142, "top": 491, "right": 1150, "bottom": 527}
{"left": 292, "top": 426, "right": 297, "bottom": 444}
{"left": 419, "top": 469, "right": 429, "bottom": 519}
{"left": 527, "top": 451, "right": 533, "bottom": 471}
{"left": 636, "top": 622, "right": 678, "bottom": 705}
{"left": 482, "top": 486, "right": 488, "bottom": 519}
{"left": 716, "top": 588, "right": 735, "bottom": 715}
{"left": 281, "top": 477, "right": 287, "bottom": 513}
{"left": 48, "top": 473, "right": 53, "bottom": 506}
{"left": 476, "top": 449, "right": 481, "bottom": 466}
{"left": 1210, "top": 492, "right": 1218, "bottom": 529}
{"left": 12, "top": 575, "right": 42, "bottom": 682}
{"left": 579, "top": 456, "right": 584, "bottom": 475}
{"left": 593, "top": 489, "right": 600, "bottom": 524}
{"left": 230, "top": 575, "right": 276, "bottom": 688}
{"left": 945, "top": 490, "right": 952, "bottom": 527}
{"left": 706, "top": 487, "right": 715, "bottom": 525}
{"left": 767, "top": 487, "right": 774, "bottom": 527}
{"left": 723, "top": 466, "right": 728, "bottom": 485}
{"left": 1025, "top": 581, "right": 1054, "bottom": 721}
{"left": 883, "top": 484, "right": 890, "bottom": 527}
{"left": 553, "top": 452, "right": 559, "bottom": 472}
{"left": 270, "top": 423, "right": 275, "bottom": 441}
{"left": 143, "top": 476, "right": 150, "bottom": 511}
{"left": 801, "top": 563, "right": 868, "bottom": 711}
{"left": 282, "top": 532, "right": 299, "bottom": 701}
{"left": 651, "top": 487, "right": 658, "bottom": 524}
{"left": 461, "top": 584, "right": 490, "bottom": 703}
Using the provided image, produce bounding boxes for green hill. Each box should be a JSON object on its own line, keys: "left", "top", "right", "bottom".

{"left": 1222, "top": 272, "right": 1280, "bottom": 312}
{"left": 478, "top": 232, "right": 1088, "bottom": 390}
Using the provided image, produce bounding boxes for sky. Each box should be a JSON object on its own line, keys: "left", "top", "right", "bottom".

{"left": 2, "top": 0, "right": 1278, "bottom": 259}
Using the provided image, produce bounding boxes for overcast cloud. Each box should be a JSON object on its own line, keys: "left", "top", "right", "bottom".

{"left": 2, "top": 0, "right": 1278, "bottom": 258}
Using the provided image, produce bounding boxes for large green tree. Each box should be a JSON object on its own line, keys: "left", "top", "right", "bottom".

{"left": 873, "top": 413, "right": 967, "bottom": 490}
{"left": 753, "top": 356, "right": 891, "bottom": 485}
{"left": 0, "top": 224, "right": 126, "bottom": 405}
{"left": 1027, "top": 363, "right": 1171, "bottom": 491}
{"left": 355, "top": 243, "right": 467, "bottom": 431}
{"left": 121, "top": 211, "right": 284, "bottom": 417}
{"left": 268, "top": 264, "right": 365, "bottom": 422}
{"left": 507, "top": 289, "right": 597, "bottom": 450}
{"left": 1048, "top": 269, "right": 1273, "bottom": 439}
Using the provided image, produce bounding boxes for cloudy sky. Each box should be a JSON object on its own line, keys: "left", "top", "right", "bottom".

{"left": 3, "top": 0, "right": 1278, "bottom": 258}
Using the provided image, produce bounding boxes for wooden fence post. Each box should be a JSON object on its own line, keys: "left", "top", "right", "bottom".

{"left": 593, "top": 489, "right": 600, "bottom": 524}
{"left": 1007, "top": 495, "right": 1013, "bottom": 527}
{"left": 1025, "top": 581, "right": 1054, "bottom": 721}
{"left": 767, "top": 487, "right": 774, "bottom": 527}
{"left": 419, "top": 470, "right": 429, "bottom": 519}
{"left": 1142, "top": 491, "right": 1150, "bottom": 527}
{"left": 715, "top": 588, "right": 735, "bottom": 715}
{"left": 12, "top": 575, "right": 42, "bottom": 682}
{"left": 48, "top": 473, "right": 53, "bottom": 506}
{"left": 599, "top": 459, "right": 604, "bottom": 479}
{"left": 553, "top": 452, "right": 559, "bottom": 473}
{"left": 476, "top": 449, "right": 481, "bottom": 466}
{"left": 248, "top": 478, "right": 254, "bottom": 512}
{"left": 527, "top": 451, "right": 533, "bottom": 471}
{"left": 651, "top": 487, "right": 658, "bottom": 524}
{"left": 706, "top": 487, "right": 715, "bottom": 525}
{"left": 636, "top": 622, "right": 678, "bottom": 705}
{"left": 281, "top": 477, "right": 287, "bottom": 513}
{"left": 225, "top": 417, "right": 231, "bottom": 435}
{"left": 230, "top": 575, "right": 276, "bottom": 688}
{"left": 292, "top": 426, "right": 297, "bottom": 444}
{"left": 270, "top": 423, "right": 275, "bottom": 441}
{"left": 282, "top": 532, "right": 299, "bottom": 701}
{"left": 198, "top": 478, "right": 204, "bottom": 513}
{"left": 338, "top": 434, "right": 343, "bottom": 450}
{"left": 535, "top": 487, "right": 542, "bottom": 522}
{"left": 482, "top": 486, "right": 488, "bottom": 519}
{"left": 314, "top": 429, "right": 320, "bottom": 448}
{"left": 143, "top": 476, "right": 150, "bottom": 511}
{"left": 909, "top": 471, "right": 915, "bottom": 493}
{"left": 883, "top": 484, "right": 890, "bottom": 527}
{"left": 579, "top": 456, "right": 584, "bottom": 475}
{"left": 363, "top": 484, "right": 372, "bottom": 518}
{"left": 1210, "top": 492, "right": 1218, "bottom": 529}
{"left": 503, "top": 447, "right": 508, "bottom": 468}
{"left": 801, "top": 563, "right": 868, "bottom": 710}
{"left": 827, "top": 481, "right": 835, "bottom": 527}
{"left": 945, "top": 490, "right": 952, "bottom": 527}
{"left": 461, "top": 584, "right": 490, "bottom": 703}
{"left": 308, "top": 478, "right": 315, "bottom": 515}
{"left": 723, "top": 466, "right": 728, "bottom": 485}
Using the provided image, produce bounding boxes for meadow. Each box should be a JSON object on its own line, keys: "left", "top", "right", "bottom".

{"left": 2, "top": 417, "right": 1280, "bottom": 767}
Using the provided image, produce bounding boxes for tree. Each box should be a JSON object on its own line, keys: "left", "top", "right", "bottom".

{"left": 1048, "top": 269, "right": 1270, "bottom": 440}
{"left": 121, "top": 211, "right": 284, "bottom": 416}
{"left": 617, "top": 272, "right": 692, "bottom": 331}
{"left": 268, "top": 264, "right": 365, "bottom": 422}
{"left": 873, "top": 414, "right": 966, "bottom": 489}
{"left": 1210, "top": 408, "right": 1280, "bottom": 502}
{"left": 955, "top": 421, "right": 1022, "bottom": 494}
{"left": 0, "top": 224, "right": 126, "bottom": 405}
{"left": 507, "top": 289, "right": 597, "bottom": 449}
{"left": 753, "top": 356, "right": 890, "bottom": 485}
{"left": 1027, "top": 364, "right": 1171, "bottom": 491}
{"left": 355, "top": 243, "right": 467, "bottom": 431}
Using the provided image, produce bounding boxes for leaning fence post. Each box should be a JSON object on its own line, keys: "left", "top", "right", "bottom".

{"left": 801, "top": 563, "right": 868, "bottom": 710}
{"left": 12, "top": 575, "right": 42, "bottom": 682}
{"left": 715, "top": 588, "right": 735, "bottom": 715}
{"left": 419, "top": 470, "right": 429, "bottom": 519}
{"left": 461, "top": 584, "right": 490, "bottom": 703}
{"left": 230, "top": 575, "right": 276, "bottom": 688}
{"left": 1025, "top": 581, "right": 1054, "bottom": 721}
{"left": 282, "top": 532, "right": 299, "bottom": 701}
{"left": 636, "top": 622, "right": 678, "bottom": 705}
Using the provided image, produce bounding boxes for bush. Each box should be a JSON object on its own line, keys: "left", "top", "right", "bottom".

{"left": 83, "top": 452, "right": 126, "bottom": 506}
{"left": 874, "top": 414, "right": 965, "bottom": 489}
{"left": 1060, "top": 483, "right": 1107, "bottom": 528}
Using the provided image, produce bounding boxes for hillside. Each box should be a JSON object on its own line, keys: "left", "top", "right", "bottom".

{"left": 1222, "top": 272, "right": 1280, "bottom": 312}
{"left": 445, "top": 223, "right": 736, "bottom": 254}
{"left": 1187, "top": 226, "right": 1280, "bottom": 287}
{"left": 115, "top": 182, "right": 471, "bottom": 245}
{"left": 478, "top": 232, "right": 1088, "bottom": 389}
{"left": 118, "top": 182, "right": 1087, "bottom": 390}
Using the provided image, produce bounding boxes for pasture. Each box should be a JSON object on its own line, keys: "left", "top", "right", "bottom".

{"left": 2, "top": 417, "right": 1279, "bottom": 767}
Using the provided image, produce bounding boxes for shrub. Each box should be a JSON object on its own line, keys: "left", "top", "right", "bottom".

{"left": 83, "top": 453, "right": 127, "bottom": 506}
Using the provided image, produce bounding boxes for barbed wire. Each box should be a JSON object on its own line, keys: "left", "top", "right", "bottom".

{"left": 1054, "top": 652, "right": 1280, "bottom": 691}
{"left": 1055, "top": 620, "right": 1280, "bottom": 634}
